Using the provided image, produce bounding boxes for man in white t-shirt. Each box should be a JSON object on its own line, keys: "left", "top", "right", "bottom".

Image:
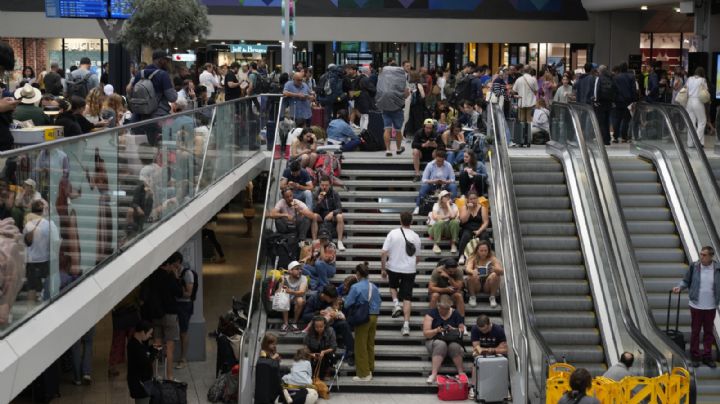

{"left": 280, "top": 261, "right": 308, "bottom": 334}
{"left": 199, "top": 63, "right": 220, "bottom": 99}
{"left": 381, "top": 211, "right": 421, "bottom": 336}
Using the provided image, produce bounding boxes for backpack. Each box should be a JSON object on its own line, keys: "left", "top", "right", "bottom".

{"left": 66, "top": 72, "right": 93, "bottom": 99}
{"left": 129, "top": 69, "right": 160, "bottom": 115}
{"left": 318, "top": 72, "right": 331, "bottom": 96}
{"left": 451, "top": 75, "right": 473, "bottom": 106}
{"left": 313, "top": 153, "right": 343, "bottom": 187}
{"left": 359, "top": 129, "right": 385, "bottom": 151}
{"left": 181, "top": 267, "right": 199, "bottom": 302}
{"left": 253, "top": 73, "right": 271, "bottom": 94}
{"left": 596, "top": 75, "right": 616, "bottom": 103}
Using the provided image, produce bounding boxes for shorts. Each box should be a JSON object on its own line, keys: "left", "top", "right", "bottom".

{"left": 152, "top": 314, "right": 179, "bottom": 342}
{"left": 26, "top": 261, "right": 49, "bottom": 292}
{"left": 387, "top": 270, "right": 415, "bottom": 301}
{"left": 413, "top": 147, "right": 434, "bottom": 162}
{"left": 176, "top": 301, "right": 194, "bottom": 333}
{"left": 382, "top": 109, "right": 404, "bottom": 130}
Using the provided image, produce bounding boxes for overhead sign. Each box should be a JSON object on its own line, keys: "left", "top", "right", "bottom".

{"left": 172, "top": 53, "right": 197, "bottom": 62}
{"left": 229, "top": 44, "right": 268, "bottom": 54}
{"left": 46, "top": 0, "right": 109, "bottom": 18}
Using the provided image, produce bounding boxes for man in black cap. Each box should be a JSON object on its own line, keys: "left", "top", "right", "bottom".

{"left": 129, "top": 50, "right": 178, "bottom": 145}
{"left": 428, "top": 258, "right": 465, "bottom": 316}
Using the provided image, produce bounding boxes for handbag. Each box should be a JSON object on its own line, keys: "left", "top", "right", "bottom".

{"left": 312, "top": 363, "right": 330, "bottom": 399}
{"left": 435, "top": 327, "right": 463, "bottom": 345}
{"left": 272, "top": 289, "right": 291, "bottom": 312}
{"left": 699, "top": 85, "right": 711, "bottom": 104}
{"left": 400, "top": 227, "right": 416, "bottom": 256}
{"left": 675, "top": 87, "right": 688, "bottom": 107}
{"left": 345, "top": 282, "right": 372, "bottom": 327}
{"left": 437, "top": 374, "right": 469, "bottom": 401}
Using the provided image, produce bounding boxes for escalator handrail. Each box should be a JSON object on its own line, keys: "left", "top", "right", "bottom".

{"left": 638, "top": 102, "right": 720, "bottom": 255}
{"left": 552, "top": 102, "right": 668, "bottom": 376}
{"left": 566, "top": 102, "right": 694, "bottom": 383}
{"left": 487, "top": 102, "right": 556, "bottom": 400}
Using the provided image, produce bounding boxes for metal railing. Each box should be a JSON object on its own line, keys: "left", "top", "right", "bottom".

{"left": 0, "top": 94, "right": 282, "bottom": 338}
{"left": 487, "top": 101, "right": 555, "bottom": 402}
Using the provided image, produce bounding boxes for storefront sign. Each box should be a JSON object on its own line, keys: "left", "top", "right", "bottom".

{"left": 229, "top": 44, "right": 268, "bottom": 54}
{"left": 173, "top": 53, "right": 197, "bottom": 62}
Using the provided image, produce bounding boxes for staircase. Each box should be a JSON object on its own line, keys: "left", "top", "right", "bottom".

{"left": 610, "top": 156, "right": 720, "bottom": 402}
{"left": 269, "top": 151, "right": 502, "bottom": 393}
{"left": 511, "top": 155, "right": 607, "bottom": 375}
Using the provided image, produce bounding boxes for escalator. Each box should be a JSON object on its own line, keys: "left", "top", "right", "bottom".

{"left": 511, "top": 156, "right": 607, "bottom": 375}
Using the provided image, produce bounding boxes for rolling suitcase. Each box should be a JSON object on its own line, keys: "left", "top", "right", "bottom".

{"left": 665, "top": 290, "right": 686, "bottom": 350}
{"left": 312, "top": 107, "right": 326, "bottom": 129}
{"left": 473, "top": 355, "right": 508, "bottom": 403}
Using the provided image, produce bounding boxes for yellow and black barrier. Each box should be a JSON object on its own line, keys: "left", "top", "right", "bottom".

{"left": 546, "top": 363, "right": 690, "bottom": 404}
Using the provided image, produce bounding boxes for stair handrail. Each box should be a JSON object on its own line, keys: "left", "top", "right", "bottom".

{"left": 237, "top": 96, "right": 287, "bottom": 403}
{"left": 566, "top": 102, "right": 695, "bottom": 390}
{"left": 550, "top": 102, "right": 668, "bottom": 378}
{"left": 487, "top": 101, "right": 556, "bottom": 402}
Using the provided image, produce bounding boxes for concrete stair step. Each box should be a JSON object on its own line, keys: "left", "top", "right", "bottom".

{"left": 343, "top": 179, "right": 417, "bottom": 189}
{"left": 344, "top": 224, "right": 426, "bottom": 234}
{"left": 342, "top": 202, "right": 415, "bottom": 210}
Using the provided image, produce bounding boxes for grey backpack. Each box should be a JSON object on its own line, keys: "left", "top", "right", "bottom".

{"left": 129, "top": 69, "right": 160, "bottom": 115}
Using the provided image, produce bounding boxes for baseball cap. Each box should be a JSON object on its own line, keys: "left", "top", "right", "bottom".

{"left": 423, "top": 118, "right": 435, "bottom": 126}
{"left": 152, "top": 50, "right": 172, "bottom": 61}
{"left": 288, "top": 261, "right": 303, "bottom": 270}
{"left": 103, "top": 84, "right": 114, "bottom": 96}
{"left": 438, "top": 190, "right": 451, "bottom": 199}
{"left": 443, "top": 258, "right": 458, "bottom": 269}
{"left": 23, "top": 178, "right": 36, "bottom": 188}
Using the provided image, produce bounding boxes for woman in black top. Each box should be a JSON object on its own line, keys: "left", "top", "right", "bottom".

{"left": 55, "top": 97, "right": 82, "bottom": 137}
{"left": 303, "top": 316, "right": 337, "bottom": 379}
{"left": 127, "top": 320, "right": 157, "bottom": 404}
{"left": 457, "top": 191, "right": 490, "bottom": 265}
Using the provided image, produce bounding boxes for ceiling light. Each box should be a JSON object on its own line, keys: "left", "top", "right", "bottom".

{"left": 640, "top": 5, "right": 648, "bottom": 10}
{"left": 257, "top": 42, "right": 262, "bottom": 45}
{"left": 221, "top": 41, "right": 226, "bottom": 44}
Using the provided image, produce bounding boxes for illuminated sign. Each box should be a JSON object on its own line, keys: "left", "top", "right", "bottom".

{"left": 229, "top": 44, "right": 268, "bottom": 54}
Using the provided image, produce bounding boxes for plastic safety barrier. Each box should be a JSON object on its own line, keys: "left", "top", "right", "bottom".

{"left": 546, "top": 365, "right": 690, "bottom": 404}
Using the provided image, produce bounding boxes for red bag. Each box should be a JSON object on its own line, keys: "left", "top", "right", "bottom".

{"left": 437, "top": 374, "right": 469, "bottom": 401}
{"left": 311, "top": 107, "right": 326, "bottom": 129}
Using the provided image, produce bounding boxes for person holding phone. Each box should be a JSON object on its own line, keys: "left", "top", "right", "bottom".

{"left": 465, "top": 240, "right": 503, "bottom": 308}
{"left": 428, "top": 258, "right": 465, "bottom": 316}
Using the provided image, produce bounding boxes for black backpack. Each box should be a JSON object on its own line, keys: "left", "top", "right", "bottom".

{"left": 181, "top": 267, "right": 199, "bottom": 302}
{"left": 253, "top": 73, "right": 271, "bottom": 94}
{"left": 451, "top": 75, "right": 473, "bottom": 105}
{"left": 359, "top": 128, "right": 385, "bottom": 151}
{"left": 66, "top": 72, "right": 93, "bottom": 99}
{"left": 596, "top": 75, "right": 617, "bottom": 103}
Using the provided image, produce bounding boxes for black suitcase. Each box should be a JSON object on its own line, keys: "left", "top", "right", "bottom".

{"left": 361, "top": 110, "right": 386, "bottom": 151}
{"left": 665, "top": 290, "right": 686, "bottom": 350}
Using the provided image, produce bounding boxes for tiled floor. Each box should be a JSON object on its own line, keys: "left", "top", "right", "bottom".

{"left": 12, "top": 205, "right": 261, "bottom": 404}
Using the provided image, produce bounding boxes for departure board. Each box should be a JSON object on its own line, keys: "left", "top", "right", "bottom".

{"left": 46, "top": 0, "right": 109, "bottom": 18}
{"left": 110, "top": 0, "right": 132, "bottom": 18}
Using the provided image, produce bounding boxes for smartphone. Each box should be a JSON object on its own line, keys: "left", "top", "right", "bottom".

{"left": 477, "top": 266, "right": 489, "bottom": 277}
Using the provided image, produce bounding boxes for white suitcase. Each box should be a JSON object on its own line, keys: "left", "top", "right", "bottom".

{"left": 473, "top": 355, "right": 508, "bottom": 403}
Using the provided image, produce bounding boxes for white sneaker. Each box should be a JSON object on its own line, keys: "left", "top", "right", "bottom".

{"left": 458, "top": 256, "right": 466, "bottom": 266}
{"left": 468, "top": 387, "right": 476, "bottom": 400}
{"left": 337, "top": 240, "right": 346, "bottom": 251}
{"left": 412, "top": 206, "right": 419, "bottom": 215}
{"left": 433, "top": 244, "right": 441, "bottom": 254}
{"left": 391, "top": 305, "right": 403, "bottom": 318}
{"left": 426, "top": 374, "right": 437, "bottom": 384}
{"left": 469, "top": 296, "right": 477, "bottom": 307}
{"left": 450, "top": 245, "right": 458, "bottom": 254}
{"left": 489, "top": 295, "right": 498, "bottom": 308}
{"left": 401, "top": 323, "right": 410, "bottom": 336}
{"left": 352, "top": 374, "right": 372, "bottom": 382}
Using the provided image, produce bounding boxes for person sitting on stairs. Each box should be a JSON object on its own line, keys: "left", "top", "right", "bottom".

{"left": 429, "top": 258, "right": 465, "bottom": 316}
{"left": 310, "top": 176, "right": 345, "bottom": 251}
{"left": 268, "top": 188, "right": 314, "bottom": 242}
{"left": 423, "top": 294, "right": 467, "bottom": 384}
{"left": 464, "top": 240, "right": 503, "bottom": 308}
{"left": 413, "top": 149, "right": 457, "bottom": 215}
{"left": 427, "top": 190, "right": 460, "bottom": 255}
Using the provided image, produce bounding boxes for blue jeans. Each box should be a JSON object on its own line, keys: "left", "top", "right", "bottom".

{"left": 446, "top": 150, "right": 465, "bottom": 166}
{"left": 72, "top": 326, "right": 96, "bottom": 381}
{"left": 293, "top": 189, "right": 313, "bottom": 210}
{"left": 416, "top": 183, "right": 458, "bottom": 206}
{"left": 341, "top": 138, "right": 361, "bottom": 152}
{"left": 303, "top": 260, "right": 337, "bottom": 290}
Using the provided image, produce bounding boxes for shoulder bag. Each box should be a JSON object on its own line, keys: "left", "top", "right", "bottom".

{"left": 400, "top": 227, "right": 417, "bottom": 256}
{"left": 345, "top": 282, "right": 372, "bottom": 327}
{"left": 699, "top": 81, "right": 711, "bottom": 104}
{"left": 675, "top": 86, "right": 688, "bottom": 107}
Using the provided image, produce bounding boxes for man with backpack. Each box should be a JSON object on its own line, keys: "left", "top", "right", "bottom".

{"left": 175, "top": 259, "right": 197, "bottom": 370}
{"left": 66, "top": 57, "right": 99, "bottom": 99}
{"left": 593, "top": 65, "right": 617, "bottom": 145}
{"left": 318, "top": 64, "right": 347, "bottom": 125}
{"left": 345, "top": 64, "right": 376, "bottom": 130}
{"left": 452, "top": 62, "right": 476, "bottom": 108}
{"left": 141, "top": 252, "right": 183, "bottom": 380}
{"left": 129, "top": 50, "right": 178, "bottom": 145}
